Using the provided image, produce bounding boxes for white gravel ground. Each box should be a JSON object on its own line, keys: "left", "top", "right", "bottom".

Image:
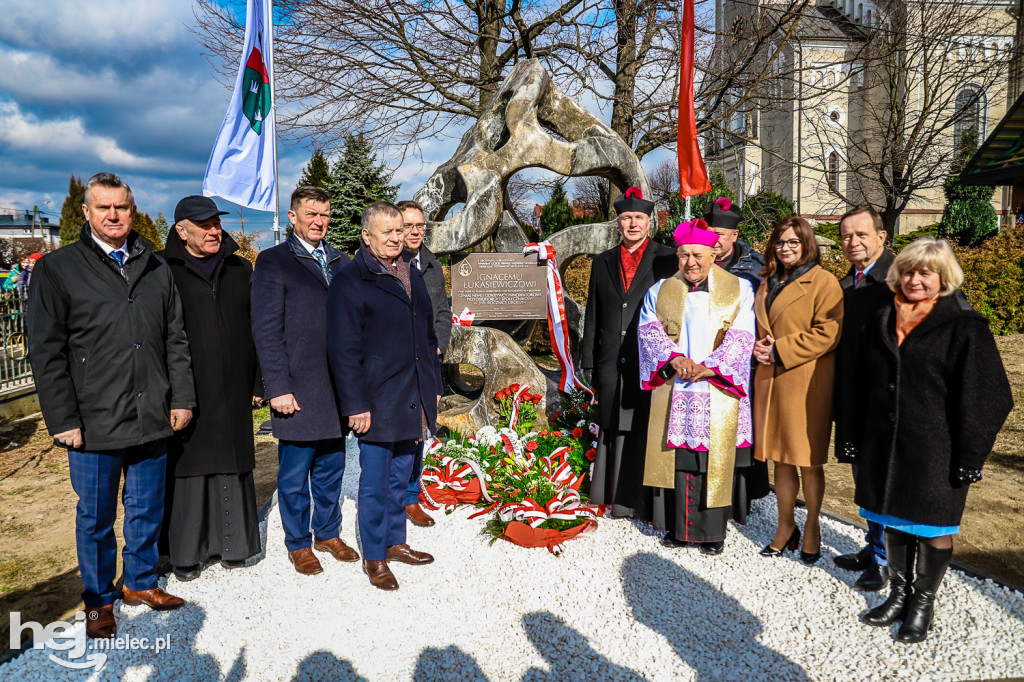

{"left": 4, "top": 436, "right": 1024, "bottom": 681}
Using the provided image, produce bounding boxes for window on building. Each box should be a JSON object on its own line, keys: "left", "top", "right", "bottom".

{"left": 828, "top": 152, "right": 839, "bottom": 192}
{"left": 954, "top": 85, "right": 987, "bottom": 150}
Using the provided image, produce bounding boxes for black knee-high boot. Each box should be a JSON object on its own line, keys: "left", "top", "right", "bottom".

{"left": 861, "top": 529, "right": 915, "bottom": 627}
{"left": 897, "top": 540, "right": 954, "bottom": 643}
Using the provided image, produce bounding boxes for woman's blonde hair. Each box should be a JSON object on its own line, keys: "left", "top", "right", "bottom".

{"left": 886, "top": 237, "right": 964, "bottom": 296}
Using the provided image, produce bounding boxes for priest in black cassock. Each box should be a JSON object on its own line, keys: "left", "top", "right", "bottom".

{"left": 159, "top": 196, "right": 264, "bottom": 582}
{"left": 581, "top": 187, "right": 677, "bottom": 519}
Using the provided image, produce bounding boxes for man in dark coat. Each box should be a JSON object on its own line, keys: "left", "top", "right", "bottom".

{"left": 832, "top": 205, "right": 896, "bottom": 591}
{"left": 159, "top": 196, "right": 263, "bottom": 582}
{"left": 581, "top": 187, "right": 677, "bottom": 520}
{"left": 703, "top": 196, "right": 770, "bottom": 521}
{"left": 251, "top": 186, "right": 356, "bottom": 577}
{"left": 703, "top": 197, "right": 764, "bottom": 290}
{"left": 328, "top": 201, "right": 443, "bottom": 591}
{"left": 28, "top": 172, "right": 194, "bottom": 638}
{"left": 397, "top": 199, "right": 452, "bottom": 528}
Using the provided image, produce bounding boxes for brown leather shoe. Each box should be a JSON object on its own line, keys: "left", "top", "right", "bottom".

{"left": 363, "top": 560, "right": 399, "bottom": 590}
{"left": 85, "top": 604, "right": 116, "bottom": 638}
{"left": 121, "top": 587, "right": 185, "bottom": 611}
{"left": 288, "top": 547, "right": 324, "bottom": 575}
{"left": 406, "top": 503, "right": 435, "bottom": 527}
{"left": 386, "top": 543, "right": 434, "bottom": 565}
{"left": 313, "top": 537, "right": 360, "bottom": 562}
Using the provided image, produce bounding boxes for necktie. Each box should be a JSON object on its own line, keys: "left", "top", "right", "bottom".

{"left": 854, "top": 271, "right": 863, "bottom": 286}
{"left": 312, "top": 249, "right": 332, "bottom": 283}
{"left": 111, "top": 251, "right": 125, "bottom": 268}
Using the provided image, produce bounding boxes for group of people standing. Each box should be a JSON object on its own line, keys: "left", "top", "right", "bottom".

{"left": 26, "top": 171, "right": 1012, "bottom": 646}
{"left": 582, "top": 190, "right": 1013, "bottom": 643}
{"left": 28, "top": 173, "right": 449, "bottom": 639}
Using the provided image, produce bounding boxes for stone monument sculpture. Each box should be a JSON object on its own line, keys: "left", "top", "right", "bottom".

{"left": 412, "top": 59, "right": 653, "bottom": 433}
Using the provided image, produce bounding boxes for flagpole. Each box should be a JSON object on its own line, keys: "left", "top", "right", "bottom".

{"left": 266, "top": 0, "right": 282, "bottom": 245}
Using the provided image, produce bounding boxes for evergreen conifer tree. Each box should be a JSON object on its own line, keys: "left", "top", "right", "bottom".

{"left": 154, "top": 212, "right": 170, "bottom": 243}
{"left": 298, "top": 148, "right": 332, "bottom": 189}
{"left": 324, "top": 133, "right": 399, "bottom": 253}
{"left": 133, "top": 211, "right": 164, "bottom": 250}
{"left": 539, "top": 181, "right": 574, "bottom": 236}
{"left": 59, "top": 174, "right": 85, "bottom": 245}
{"left": 940, "top": 128, "right": 998, "bottom": 246}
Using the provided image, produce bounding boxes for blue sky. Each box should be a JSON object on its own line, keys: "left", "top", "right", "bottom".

{"left": 0, "top": 1, "right": 673, "bottom": 246}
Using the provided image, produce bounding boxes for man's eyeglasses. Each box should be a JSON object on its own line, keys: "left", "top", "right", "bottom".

{"left": 404, "top": 222, "right": 426, "bottom": 230}
{"left": 775, "top": 239, "right": 802, "bottom": 251}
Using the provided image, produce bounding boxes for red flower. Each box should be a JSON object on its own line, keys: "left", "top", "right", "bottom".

{"left": 553, "top": 431, "right": 562, "bottom": 437}
{"left": 585, "top": 448, "right": 597, "bottom": 461}
{"left": 510, "top": 383, "right": 520, "bottom": 392}
{"left": 539, "top": 429, "right": 549, "bottom": 436}
{"left": 496, "top": 390, "right": 506, "bottom": 400}
{"left": 526, "top": 440, "right": 539, "bottom": 451}
{"left": 531, "top": 395, "right": 541, "bottom": 404}
{"left": 521, "top": 393, "right": 533, "bottom": 402}
{"left": 572, "top": 427, "right": 583, "bottom": 439}
{"left": 551, "top": 412, "right": 561, "bottom": 421}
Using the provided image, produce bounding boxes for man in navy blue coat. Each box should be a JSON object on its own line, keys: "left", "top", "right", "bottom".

{"left": 327, "top": 201, "right": 442, "bottom": 591}
{"left": 251, "top": 186, "right": 358, "bottom": 576}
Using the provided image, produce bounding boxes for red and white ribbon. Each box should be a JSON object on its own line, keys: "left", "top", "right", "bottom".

{"left": 523, "top": 242, "right": 594, "bottom": 401}
{"left": 508, "top": 383, "right": 532, "bottom": 429}
{"left": 498, "top": 490, "right": 597, "bottom": 528}
{"left": 452, "top": 307, "right": 475, "bottom": 326}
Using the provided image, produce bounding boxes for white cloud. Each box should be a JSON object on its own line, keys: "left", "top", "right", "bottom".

{"left": 0, "top": 101, "right": 198, "bottom": 173}
{"left": 0, "top": 3, "right": 197, "bottom": 58}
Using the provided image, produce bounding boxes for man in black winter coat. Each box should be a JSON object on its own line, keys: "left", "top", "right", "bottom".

{"left": 28, "top": 172, "right": 195, "bottom": 639}
{"left": 397, "top": 199, "right": 452, "bottom": 528}
{"left": 703, "top": 197, "right": 765, "bottom": 291}
{"left": 581, "top": 187, "right": 677, "bottom": 521}
{"left": 159, "top": 196, "right": 264, "bottom": 582}
{"left": 833, "top": 205, "right": 896, "bottom": 591}
{"left": 251, "top": 186, "right": 356, "bottom": 577}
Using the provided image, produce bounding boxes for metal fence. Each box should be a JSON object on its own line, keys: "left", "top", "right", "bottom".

{"left": 0, "top": 292, "right": 33, "bottom": 392}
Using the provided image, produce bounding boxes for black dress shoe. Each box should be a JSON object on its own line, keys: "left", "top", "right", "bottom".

{"left": 835, "top": 547, "right": 872, "bottom": 572}
{"left": 800, "top": 550, "right": 821, "bottom": 565}
{"left": 173, "top": 565, "right": 202, "bottom": 582}
{"left": 661, "top": 534, "right": 693, "bottom": 549}
{"left": 220, "top": 559, "right": 246, "bottom": 569}
{"left": 699, "top": 541, "right": 725, "bottom": 556}
{"left": 854, "top": 563, "right": 890, "bottom": 592}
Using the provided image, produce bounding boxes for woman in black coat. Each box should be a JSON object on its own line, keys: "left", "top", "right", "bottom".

{"left": 850, "top": 237, "right": 1012, "bottom": 643}
{"left": 159, "top": 212, "right": 263, "bottom": 581}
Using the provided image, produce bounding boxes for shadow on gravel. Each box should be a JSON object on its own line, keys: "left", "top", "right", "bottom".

{"left": 293, "top": 650, "right": 366, "bottom": 681}
{"left": 727, "top": 503, "right": 877, "bottom": 609}
{"left": 521, "top": 611, "right": 646, "bottom": 681}
{"left": 622, "top": 552, "right": 812, "bottom": 681}
{"left": 413, "top": 645, "right": 488, "bottom": 681}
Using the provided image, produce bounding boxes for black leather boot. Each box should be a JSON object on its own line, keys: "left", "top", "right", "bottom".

{"left": 860, "top": 530, "right": 914, "bottom": 627}
{"left": 897, "top": 540, "right": 954, "bottom": 643}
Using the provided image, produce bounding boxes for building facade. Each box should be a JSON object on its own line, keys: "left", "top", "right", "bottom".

{"left": 708, "top": 0, "right": 1017, "bottom": 234}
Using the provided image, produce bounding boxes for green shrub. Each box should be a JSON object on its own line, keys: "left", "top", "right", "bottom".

{"left": 892, "top": 222, "right": 940, "bottom": 250}
{"left": 954, "top": 226, "right": 1024, "bottom": 335}
{"left": 740, "top": 192, "right": 795, "bottom": 243}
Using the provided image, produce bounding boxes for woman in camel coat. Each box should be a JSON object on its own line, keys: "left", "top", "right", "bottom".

{"left": 752, "top": 216, "right": 843, "bottom": 564}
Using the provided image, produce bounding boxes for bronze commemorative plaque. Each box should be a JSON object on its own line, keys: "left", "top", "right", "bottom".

{"left": 450, "top": 253, "right": 548, "bottom": 320}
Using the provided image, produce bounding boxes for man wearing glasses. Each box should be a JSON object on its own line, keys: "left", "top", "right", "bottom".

{"left": 397, "top": 200, "right": 452, "bottom": 528}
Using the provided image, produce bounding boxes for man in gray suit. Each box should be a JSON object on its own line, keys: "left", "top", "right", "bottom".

{"left": 398, "top": 199, "right": 452, "bottom": 527}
